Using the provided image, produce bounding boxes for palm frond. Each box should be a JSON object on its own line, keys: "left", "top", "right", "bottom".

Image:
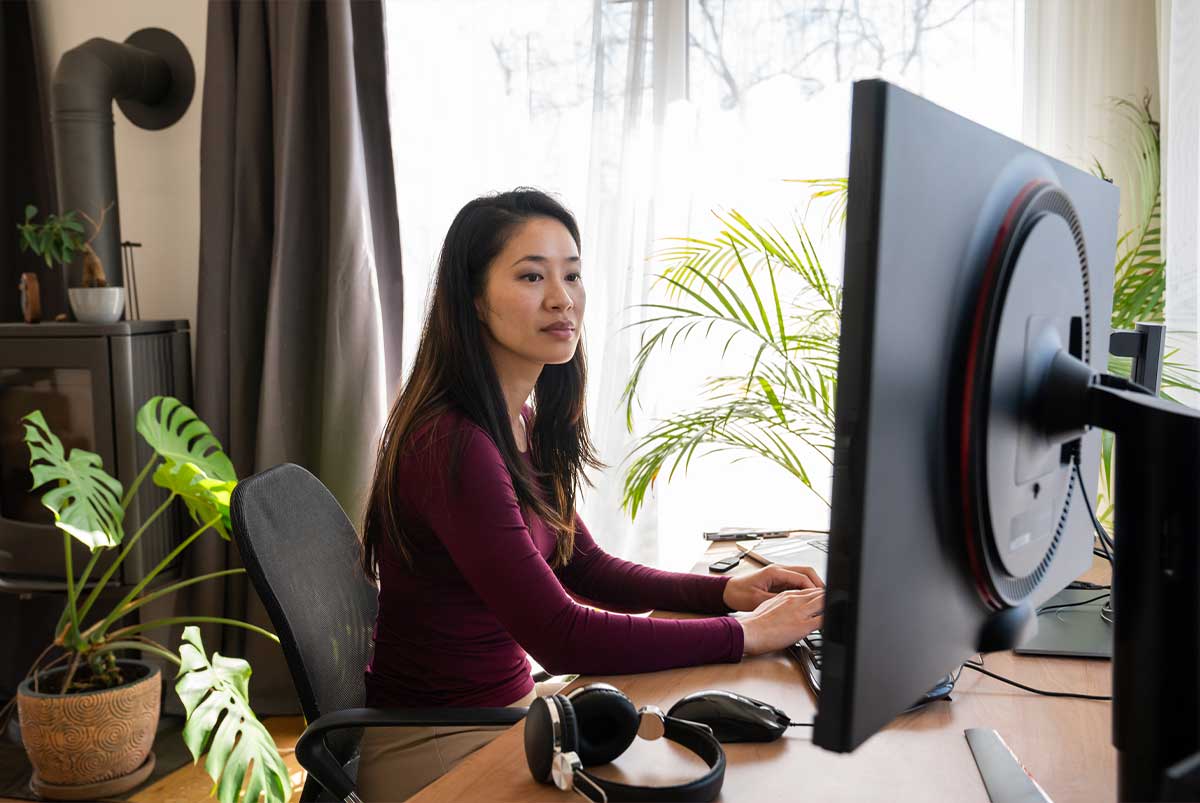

{"left": 620, "top": 195, "right": 843, "bottom": 519}
{"left": 621, "top": 397, "right": 834, "bottom": 519}
{"left": 787, "top": 177, "right": 848, "bottom": 234}
{"left": 1095, "top": 94, "right": 1165, "bottom": 330}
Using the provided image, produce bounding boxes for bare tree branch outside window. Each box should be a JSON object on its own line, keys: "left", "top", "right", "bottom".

{"left": 688, "top": 0, "right": 985, "bottom": 110}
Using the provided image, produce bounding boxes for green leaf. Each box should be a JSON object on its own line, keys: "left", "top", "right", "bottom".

{"left": 22, "top": 411, "right": 124, "bottom": 549}
{"left": 175, "top": 627, "right": 291, "bottom": 803}
{"left": 24, "top": 204, "right": 37, "bottom": 221}
{"left": 137, "top": 397, "right": 237, "bottom": 482}
{"left": 154, "top": 461, "right": 236, "bottom": 539}
{"left": 137, "top": 397, "right": 236, "bottom": 538}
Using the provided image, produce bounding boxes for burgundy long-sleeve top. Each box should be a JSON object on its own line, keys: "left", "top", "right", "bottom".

{"left": 364, "top": 406, "right": 744, "bottom": 708}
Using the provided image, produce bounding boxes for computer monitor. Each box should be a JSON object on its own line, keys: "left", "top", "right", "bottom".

{"left": 813, "top": 77, "right": 1117, "bottom": 752}
{"left": 816, "top": 79, "right": 1200, "bottom": 803}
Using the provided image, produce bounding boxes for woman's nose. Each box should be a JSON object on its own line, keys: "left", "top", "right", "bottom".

{"left": 546, "top": 281, "right": 574, "bottom": 311}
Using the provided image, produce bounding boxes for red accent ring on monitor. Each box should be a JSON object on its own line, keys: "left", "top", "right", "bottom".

{"left": 958, "top": 180, "right": 1047, "bottom": 611}
{"left": 957, "top": 179, "right": 1090, "bottom": 610}
{"left": 955, "top": 178, "right": 1051, "bottom": 609}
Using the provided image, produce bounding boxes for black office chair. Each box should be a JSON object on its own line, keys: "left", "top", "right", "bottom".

{"left": 230, "top": 463, "right": 528, "bottom": 803}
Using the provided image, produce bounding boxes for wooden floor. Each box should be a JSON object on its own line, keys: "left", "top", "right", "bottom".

{"left": 2, "top": 716, "right": 308, "bottom": 803}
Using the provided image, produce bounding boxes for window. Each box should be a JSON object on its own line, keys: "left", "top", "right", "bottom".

{"left": 384, "top": 0, "right": 1023, "bottom": 569}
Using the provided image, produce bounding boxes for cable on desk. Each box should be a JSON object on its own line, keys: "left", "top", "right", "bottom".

{"left": 1036, "top": 593, "right": 1110, "bottom": 615}
{"left": 961, "top": 662, "right": 1111, "bottom": 701}
{"left": 788, "top": 721, "right": 814, "bottom": 728}
{"left": 1067, "top": 580, "right": 1110, "bottom": 590}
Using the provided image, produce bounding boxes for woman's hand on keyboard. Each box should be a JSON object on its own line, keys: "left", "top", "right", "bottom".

{"left": 737, "top": 588, "right": 825, "bottom": 657}
{"left": 722, "top": 563, "right": 824, "bottom": 611}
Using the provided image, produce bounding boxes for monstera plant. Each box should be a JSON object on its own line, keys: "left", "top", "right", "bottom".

{"left": 2, "top": 397, "right": 290, "bottom": 803}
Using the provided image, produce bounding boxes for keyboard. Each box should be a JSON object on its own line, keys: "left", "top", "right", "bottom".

{"left": 789, "top": 632, "right": 823, "bottom": 691}
{"left": 789, "top": 630, "right": 958, "bottom": 711}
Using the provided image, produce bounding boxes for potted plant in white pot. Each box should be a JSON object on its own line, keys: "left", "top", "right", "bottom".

{"left": 16, "top": 202, "right": 126, "bottom": 323}
{"left": 1, "top": 396, "right": 291, "bottom": 803}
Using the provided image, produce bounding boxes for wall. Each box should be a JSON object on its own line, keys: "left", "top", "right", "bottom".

{"left": 37, "top": 0, "right": 206, "bottom": 333}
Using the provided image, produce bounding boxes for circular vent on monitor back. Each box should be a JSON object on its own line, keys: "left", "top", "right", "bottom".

{"left": 958, "top": 180, "right": 1090, "bottom": 609}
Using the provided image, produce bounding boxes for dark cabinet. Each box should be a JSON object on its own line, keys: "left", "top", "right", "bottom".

{"left": 0, "top": 320, "right": 192, "bottom": 591}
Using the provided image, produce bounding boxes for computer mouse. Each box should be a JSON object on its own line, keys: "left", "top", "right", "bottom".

{"left": 667, "top": 689, "right": 791, "bottom": 743}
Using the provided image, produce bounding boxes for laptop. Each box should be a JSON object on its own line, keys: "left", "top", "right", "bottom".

{"left": 735, "top": 534, "right": 830, "bottom": 578}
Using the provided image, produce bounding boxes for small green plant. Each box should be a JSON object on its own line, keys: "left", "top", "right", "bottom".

{"left": 2, "top": 397, "right": 290, "bottom": 803}
{"left": 16, "top": 202, "right": 113, "bottom": 286}
{"left": 16, "top": 205, "right": 86, "bottom": 269}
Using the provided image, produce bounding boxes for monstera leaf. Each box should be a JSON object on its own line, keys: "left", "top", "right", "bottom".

{"left": 137, "top": 397, "right": 237, "bottom": 537}
{"left": 136, "top": 396, "right": 236, "bottom": 482}
{"left": 175, "top": 627, "right": 291, "bottom": 803}
{"left": 154, "top": 461, "right": 236, "bottom": 539}
{"left": 22, "top": 411, "right": 124, "bottom": 549}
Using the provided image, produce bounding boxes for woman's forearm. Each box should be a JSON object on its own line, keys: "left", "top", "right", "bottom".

{"left": 557, "top": 516, "right": 733, "bottom": 614}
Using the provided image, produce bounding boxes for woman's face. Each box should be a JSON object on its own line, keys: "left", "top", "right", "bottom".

{"left": 476, "top": 216, "right": 585, "bottom": 371}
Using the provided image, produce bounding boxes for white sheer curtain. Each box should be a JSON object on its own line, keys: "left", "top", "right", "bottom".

{"left": 576, "top": 0, "right": 667, "bottom": 566}
{"left": 1159, "top": 0, "right": 1200, "bottom": 400}
{"left": 608, "top": 0, "right": 1026, "bottom": 570}
{"left": 384, "top": 1, "right": 1025, "bottom": 570}
{"left": 1022, "top": 0, "right": 1159, "bottom": 254}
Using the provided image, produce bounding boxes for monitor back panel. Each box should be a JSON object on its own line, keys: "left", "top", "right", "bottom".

{"left": 814, "top": 80, "right": 1118, "bottom": 752}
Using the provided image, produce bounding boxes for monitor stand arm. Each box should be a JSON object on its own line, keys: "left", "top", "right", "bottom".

{"left": 1076, "top": 376, "right": 1200, "bottom": 803}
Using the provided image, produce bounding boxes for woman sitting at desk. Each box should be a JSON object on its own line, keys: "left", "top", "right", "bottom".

{"left": 356, "top": 188, "right": 825, "bottom": 800}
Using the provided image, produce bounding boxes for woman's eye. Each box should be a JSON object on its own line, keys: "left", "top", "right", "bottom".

{"left": 521, "top": 274, "right": 543, "bottom": 282}
{"left": 567, "top": 273, "right": 582, "bottom": 282}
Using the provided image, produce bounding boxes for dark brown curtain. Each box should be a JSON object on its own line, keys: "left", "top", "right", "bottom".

{"left": 189, "top": 0, "right": 403, "bottom": 714}
{"left": 1, "top": 0, "right": 65, "bottom": 322}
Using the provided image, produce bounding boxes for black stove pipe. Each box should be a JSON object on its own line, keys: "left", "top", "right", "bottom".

{"left": 49, "top": 28, "right": 193, "bottom": 291}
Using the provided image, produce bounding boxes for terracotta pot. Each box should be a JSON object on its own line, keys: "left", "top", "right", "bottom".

{"left": 17, "top": 659, "right": 160, "bottom": 791}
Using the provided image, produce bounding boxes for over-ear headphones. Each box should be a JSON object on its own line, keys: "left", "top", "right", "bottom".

{"left": 523, "top": 682, "right": 726, "bottom": 802}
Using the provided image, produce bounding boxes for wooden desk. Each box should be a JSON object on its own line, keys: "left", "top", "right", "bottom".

{"left": 409, "top": 548, "right": 1115, "bottom": 803}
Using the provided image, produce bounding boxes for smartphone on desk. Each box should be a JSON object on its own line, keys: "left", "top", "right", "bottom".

{"left": 703, "top": 527, "right": 828, "bottom": 542}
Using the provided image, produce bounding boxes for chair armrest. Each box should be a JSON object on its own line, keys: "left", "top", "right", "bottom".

{"left": 295, "top": 706, "right": 529, "bottom": 802}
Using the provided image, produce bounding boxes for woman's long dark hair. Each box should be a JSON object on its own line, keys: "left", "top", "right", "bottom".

{"left": 361, "top": 188, "right": 603, "bottom": 580}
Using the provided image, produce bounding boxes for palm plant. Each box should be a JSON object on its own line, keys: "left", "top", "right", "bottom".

{"left": 1092, "top": 94, "right": 1199, "bottom": 526}
{"left": 5, "top": 397, "right": 290, "bottom": 803}
{"left": 619, "top": 96, "right": 1196, "bottom": 534}
{"left": 619, "top": 204, "right": 842, "bottom": 518}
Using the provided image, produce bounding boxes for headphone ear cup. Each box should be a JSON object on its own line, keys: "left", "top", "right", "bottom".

{"left": 568, "top": 685, "right": 640, "bottom": 766}
{"left": 524, "top": 696, "right": 557, "bottom": 784}
{"left": 557, "top": 695, "right": 580, "bottom": 753}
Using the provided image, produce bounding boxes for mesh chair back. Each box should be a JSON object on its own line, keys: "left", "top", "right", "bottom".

{"left": 230, "top": 463, "right": 378, "bottom": 723}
